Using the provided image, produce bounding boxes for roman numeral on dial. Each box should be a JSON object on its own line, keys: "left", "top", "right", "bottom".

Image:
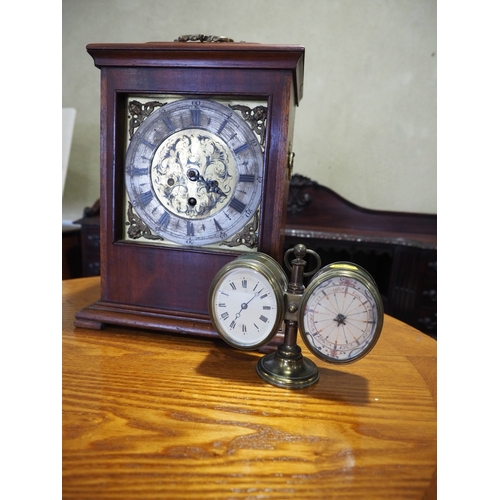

{"left": 157, "top": 211, "right": 170, "bottom": 228}
{"left": 218, "top": 118, "right": 229, "bottom": 134}
{"left": 139, "top": 191, "right": 154, "bottom": 206}
{"left": 234, "top": 143, "right": 249, "bottom": 155}
{"left": 239, "top": 174, "right": 255, "bottom": 183}
{"left": 140, "top": 139, "right": 155, "bottom": 149}
{"left": 191, "top": 109, "right": 201, "bottom": 126}
{"left": 132, "top": 167, "right": 149, "bottom": 176}
{"left": 214, "top": 219, "right": 223, "bottom": 231}
{"left": 162, "top": 115, "right": 175, "bottom": 132}
{"left": 229, "top": 198, "right": 246, "bottom": 213}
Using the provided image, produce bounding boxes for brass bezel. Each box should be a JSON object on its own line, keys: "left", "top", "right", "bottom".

{"left": 208, "top": 253, "right": 287, "bottom": 350}
{"left": 298, "top": 262, "right": 384, "bottom": 364}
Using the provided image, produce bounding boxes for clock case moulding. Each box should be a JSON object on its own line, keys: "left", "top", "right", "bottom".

{"left": 74, "top": 41, "right": 305, "bottom": 341}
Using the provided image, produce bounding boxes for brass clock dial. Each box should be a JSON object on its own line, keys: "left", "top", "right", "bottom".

{"left": 208, "top": 253, "right": 287, "bottom": 350}
{"left": 298, "top": 263, "right": 384, "bottom": 364}
{"left": 125, "top": 98, "right": 264, "bottom": 247}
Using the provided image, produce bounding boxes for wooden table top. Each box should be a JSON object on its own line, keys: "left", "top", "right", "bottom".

{"left": 63, "top": 277, "right": 437, "bottom": 499}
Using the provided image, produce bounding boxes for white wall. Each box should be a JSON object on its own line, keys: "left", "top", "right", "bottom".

{"left": 62, "top": 0, "right": 436, "bottom": 223}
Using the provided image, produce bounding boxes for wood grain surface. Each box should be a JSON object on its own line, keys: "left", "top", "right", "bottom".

{"left": 63, "top": 277, "right": 437, "bottom": 499}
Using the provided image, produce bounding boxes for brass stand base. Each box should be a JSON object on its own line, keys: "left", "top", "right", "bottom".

{"left": 256, "top": 344, "right": 319, "bottom": 389}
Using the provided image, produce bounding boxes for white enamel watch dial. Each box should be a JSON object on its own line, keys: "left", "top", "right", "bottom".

{"left": 298, "top": 263, "right": 383, "bottom": 364}
{"left": 209, "top": 254, "right": 287, "bottom": 350}
{"left": 125, "top": 98, "right": 264, "bottom": 246}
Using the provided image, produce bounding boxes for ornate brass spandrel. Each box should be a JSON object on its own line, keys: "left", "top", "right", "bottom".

{"left": 220, "top": 211, "right": 259, "bottom": 249}
{"left": 125, "top": 202, "right": 163, "bottom": 241}
{"left": 128, "top": 100, "right": 164, "bottom": 139}
{"left": 229, "top": 104, "right": 267, "bottom": 148}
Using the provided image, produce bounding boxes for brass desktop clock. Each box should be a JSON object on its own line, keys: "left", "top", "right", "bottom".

{"left": 208, "top": 245, "right": 384, "bottom": 388}
{"left": 75, "top": 37, "right": 305, "bottom": 338}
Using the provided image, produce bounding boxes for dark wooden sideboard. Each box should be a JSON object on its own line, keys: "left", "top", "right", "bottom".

{"left": 284, "top": 175, "right": 436, "bottom": 338}
{"left": 73, "top": 174, "right": 437, "bottom": 338}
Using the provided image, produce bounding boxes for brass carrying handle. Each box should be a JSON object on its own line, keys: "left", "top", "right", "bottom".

{"left": 176, "top": 35, "right": 234, "bottom": 43}
{"left": 284, "top": 244, "right": 321, "bottom": 277}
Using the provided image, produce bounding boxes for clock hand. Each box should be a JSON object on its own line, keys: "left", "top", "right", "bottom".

{"left": 187, "top": 169, "right": 227, "bottom": 197}
{"left": 232, "top": 288, "right": 263, "bottom": 321}
{"left": 244, "top": 287, "right": 265, "bottom": 308}
{"left": 207, "top": 179, "right": 227, "bottom": 197}
{"left": 334, "top": 313, "right": 347, "bottom": 326}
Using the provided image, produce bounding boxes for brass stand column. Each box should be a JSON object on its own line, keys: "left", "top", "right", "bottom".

{"left": 256, "top": 244, "right": 321, "bottom": 389}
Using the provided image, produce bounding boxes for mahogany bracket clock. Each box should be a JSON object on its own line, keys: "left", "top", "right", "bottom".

{"left": 75, "top": 37, "right": 305, "bottom": 340}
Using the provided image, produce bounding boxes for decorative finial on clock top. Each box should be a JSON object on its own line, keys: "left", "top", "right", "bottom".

{"left": 175, "top": 34, "right": 234, "bottom": 43}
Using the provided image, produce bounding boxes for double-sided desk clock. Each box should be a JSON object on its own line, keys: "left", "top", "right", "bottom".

{"left": 209, "top": 245, "right": 383, "bottom": 388}
{"left": 76, "top": 37, "right": 383, "bottom": 388}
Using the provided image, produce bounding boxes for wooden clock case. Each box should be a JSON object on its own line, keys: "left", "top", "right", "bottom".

{"left": 75, "top": 41, "right": 305, "bottom": 339}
